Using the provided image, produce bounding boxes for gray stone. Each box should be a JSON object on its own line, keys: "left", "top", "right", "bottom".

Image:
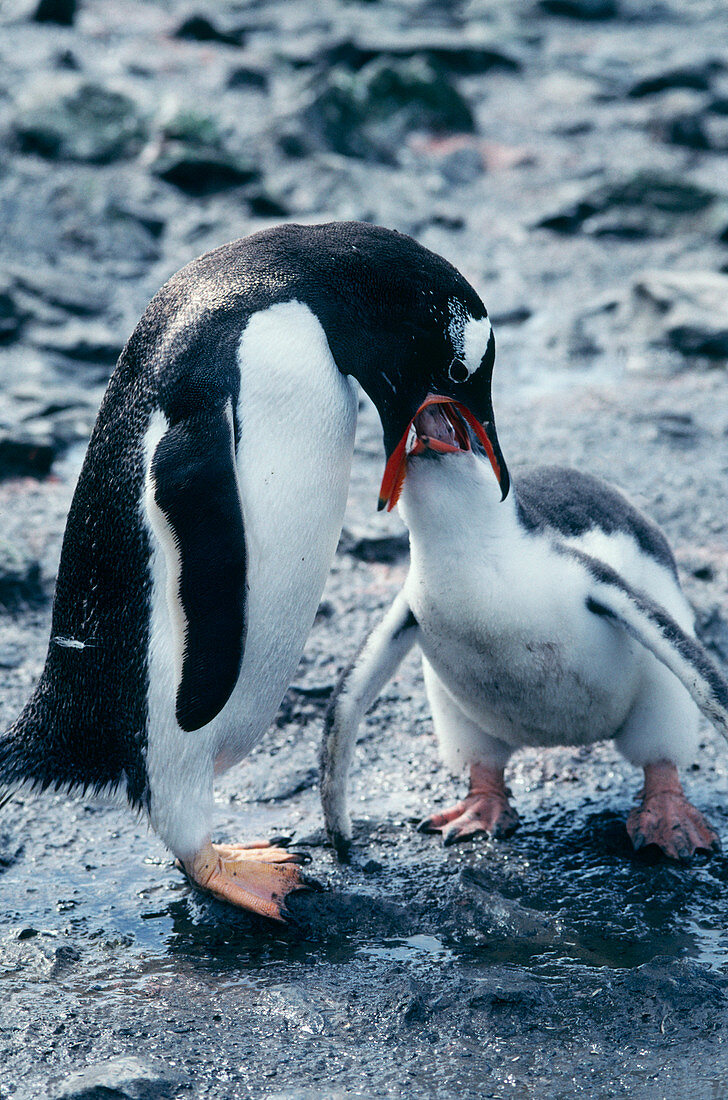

{"left": 32, "top": 0, "right": 76, "bottom": 25}
{"left": 0, "top": 278, "right": 27, "bottom": 344}
{"left": 150, "top": 110, "right": 259, "bottom": 195}
{"left": 31, "top": 321, "right": 124, "bottom": 367}
{"left": 0, "top": 537, "right": 46, "bottom": 610}
{"left": 337, "top": 527, "right": 410, "bottom": 564}
{"left": 173, "top": 14, "right": 245, "bottom": 47}
{"left": 0, "top": 430, "right": 58, "bottom": 480}
{"left": 628, "top": 64, "right": 718, "bottom": 98}
{"left": 13, "top": 80, "right": 147, "bottom": 164}
{"left": 33, "top": 1056, "right": 181, "bottom": 1100}
{"left": 303, "top": 57, "right": 476, "bottom": 164}
{"left": 538, "top": 0, "right": 618, "bottom": 17}
{"left": 227, "top": 65, "right": 268, "bottom": 91}
{"left": 630, "top": 270, "right": 728, "bottom": 360}
{"left": 320, "top": 29, "right": 521, "bottom": 75}
{"left": 537, "top": 171, "right": 724, "bottom": 238}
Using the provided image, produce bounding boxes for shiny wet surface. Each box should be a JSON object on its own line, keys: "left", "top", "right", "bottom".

{"left": 3, "top": 0, "right": 728, "bottom": 1094}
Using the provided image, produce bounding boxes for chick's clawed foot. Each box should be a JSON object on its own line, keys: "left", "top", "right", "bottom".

{"left": 180, "top": 839, "right": 312, "bottom": 921}
{"left": 420, "top": 764, "right": 519, "bottom": 845}
{"left": 626, "top": 761, "right": 721, "bottom": 861}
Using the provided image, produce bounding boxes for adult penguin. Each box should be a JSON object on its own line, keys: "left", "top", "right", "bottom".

{"left": 0, "top": 222, "right": 507, "bottom": 920}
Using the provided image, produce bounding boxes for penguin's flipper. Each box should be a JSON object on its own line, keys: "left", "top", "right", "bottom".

{"left": 320, "top": 594, "right": 419, "bottom": 860}
{"left": 578, "top": 550, "right": 728, "bottom": 741}
{"left": 148, "top": 404, "right": 246, "bottom": 733}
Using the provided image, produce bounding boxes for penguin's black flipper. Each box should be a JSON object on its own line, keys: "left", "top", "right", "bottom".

{"left": 149, "top": 404, "right": 246, "bottom": 732}
{"left": 576, "top": 549, "right": 728, "bottom": 741}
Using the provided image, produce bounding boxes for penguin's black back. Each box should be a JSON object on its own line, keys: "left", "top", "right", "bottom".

{"left": 515, "top": 466, "right": 678, "bottom": 578}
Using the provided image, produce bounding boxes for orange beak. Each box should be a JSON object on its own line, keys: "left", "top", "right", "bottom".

{"left": 377, "top": 394, "right": 505, "bottom": 512}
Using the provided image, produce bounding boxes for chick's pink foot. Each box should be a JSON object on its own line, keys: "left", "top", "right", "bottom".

{"left": 626, "top": 761, "right": 720, "bottom": 861}
{"left": 420, "top": 764, "right": 519, "bottom": 845}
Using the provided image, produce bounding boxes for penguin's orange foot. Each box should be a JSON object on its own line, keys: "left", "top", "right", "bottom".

{"left": 626, "top": 761, "right": 721, "bottom": 861}
{"left": 181, "top": 840, "right": 311, "bottom": 921}
{"left": 627, "top": 795, "right": 720, "bottom": 861}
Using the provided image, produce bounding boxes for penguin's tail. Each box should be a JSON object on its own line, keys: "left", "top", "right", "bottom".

{"left": 0, "top": 711, "right": 42, "bottom": 810}
{"left": 320, "top": 595, "right": 420, "bottom": 860}
{"left": 582, "top": 553, "right": 728, "bottom": 742}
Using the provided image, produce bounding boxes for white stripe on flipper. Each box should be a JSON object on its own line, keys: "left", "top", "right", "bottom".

{"left": 584, "top": 562, "right": 728, "bottom": 741}
{"left": 320, "top": 594, "right": 419, "bottom": 853}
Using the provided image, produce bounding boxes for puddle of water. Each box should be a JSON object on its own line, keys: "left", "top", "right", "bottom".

{"left": 358, "top": 933, "right": 454, "bottom": 968}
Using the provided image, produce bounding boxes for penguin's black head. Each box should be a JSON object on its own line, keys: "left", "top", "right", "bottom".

{"left": 301, "top": 223, "right": 508, "bottom": 511}
{"left": 372, "top": 302, "right": 509, "bottom": 512}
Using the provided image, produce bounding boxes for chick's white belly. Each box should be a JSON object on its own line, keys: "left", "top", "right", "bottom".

{"left": 415, "top": 602, "right": 642, "bottom": 750}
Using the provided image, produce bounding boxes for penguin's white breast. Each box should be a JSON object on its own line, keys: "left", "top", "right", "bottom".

{"left": 219, "top": 300, "right": 358, "bottom": 762}
{"left": 143, "top": 300, "right": 357, "bottom": 791}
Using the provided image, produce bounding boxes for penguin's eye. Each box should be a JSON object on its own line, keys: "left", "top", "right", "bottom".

{"left": 448, "top": 358, "right": 469, "bottom": 383}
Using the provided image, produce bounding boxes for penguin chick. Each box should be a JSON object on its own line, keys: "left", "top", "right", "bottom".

{"left": 0, "top": 222, "right": 509, "bottom": 921}
{"left": 320, "top": 402, "right": 728, "bottom": 863}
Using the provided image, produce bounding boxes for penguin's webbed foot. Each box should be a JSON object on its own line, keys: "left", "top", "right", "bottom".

{"left": 181, "top": 840, "right": 312, "bottom": 921}
{"left": 626, "top": 762, "right": 721, "bottom": 862}
{"left": 419, "top": 764, "right": 519, "bottom": 846}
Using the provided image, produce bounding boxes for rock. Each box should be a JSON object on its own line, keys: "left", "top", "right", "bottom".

{"left": 150, "top": 110, "right": 259, "bottom": 196}
{"left": 537, "top": 171, "right": 723, "bottom": 238}
{"left": 629, "top": 270, "right": 728, "bottom": 360}
{"left": 31, "top": 321, "right": 124, "bottom": 367}
{"left": 173, "top": 14, "right": 245, "bottom": 47}
{"left": 0, "top": 279, "right": 27, "bottom": 344}
{"left": 695, "top": 607, "right": 728, "bottom": 668}
{"left": 0, "top": 430, "right": 58, "bottom": 480}
{"left": 662, "top": 113, "right": 712, "bottom": 151}
{"left": 29, "top": 1056, "right": 181, "bottom": 1100}
{"left": 245, "top": 188, "right": 289, "bottom": 217}
{"left": 338, "top": 527, "right": 410, "bottom": 563}
{"left": 0, "top": 537, "right": 46, "bottom": 610}
{"left": 9, "top": 265, "right": 109, "bottom": 317}
{"left": 54, "top": 48, "right": 79, "bottom": 70}
{"left": 321, "top": 30, "right": 521, "bottom": 76}
{"left": 227, "top": 65, "right": 268, "bottom": 91}
{"left": 32, "top": 0, "right": 76, "bottom": 25}
{"left": 303, "top": 57, "right": 476, "bottom": 164}
{"left": 618, "top": 957, "right": 726, "bottom": 1028}
{"left": 538, "top": 0, "right": 618, "bottom": 17}
{"left": 628, "top": 65, "right": 717, "bottom": 98}
{"left": 13, "top": 80, "right": 147, "bottom": 164}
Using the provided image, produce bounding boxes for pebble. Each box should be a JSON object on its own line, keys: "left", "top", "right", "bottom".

{"left": 303, "top": 57, "right": 476, "bottom": 164}
{"left": 13, "top": 80, "right": 147, "bottom": 165}
{"left": 630, "top": 269, "right": 728, "bottom": 360}
{"left": 0, "top": 536, "right": 46, "bottom": 610}
{"left": 32, "top": 0, "right": 76, "bottom": 25}
{"left": 537, "top": 170, "right": 723, "bottom": 238}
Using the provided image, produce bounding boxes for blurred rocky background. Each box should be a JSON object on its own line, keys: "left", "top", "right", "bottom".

{"left": 2, "top": 1, "right": 728, "bottom": 1098}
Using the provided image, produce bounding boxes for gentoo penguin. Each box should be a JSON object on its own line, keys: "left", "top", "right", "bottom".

{"left": 0, "top": 222, "right": 508, "bottom": 920}
{"left": 321, "top": 401, "right": 728, "bottom": 863}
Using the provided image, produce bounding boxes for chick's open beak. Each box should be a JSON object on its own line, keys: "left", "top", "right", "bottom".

{"left": 377, "top": 394, "right": 506, "bottom": 512}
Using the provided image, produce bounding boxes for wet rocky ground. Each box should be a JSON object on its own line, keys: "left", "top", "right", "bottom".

{"left": 2, "top": 0, "right": 728, "bottom": 1096}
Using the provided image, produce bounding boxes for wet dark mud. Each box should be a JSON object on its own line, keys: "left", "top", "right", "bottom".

{"left": 2, "top": 0, "right": 728, "bottom": 1097}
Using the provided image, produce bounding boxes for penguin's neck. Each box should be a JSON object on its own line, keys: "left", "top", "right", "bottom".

{"left": 399, "top": 451, "right": 521, "bottom": 569}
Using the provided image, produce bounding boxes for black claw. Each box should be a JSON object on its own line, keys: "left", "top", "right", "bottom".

{"left": 631, "top": 832, "right": 646, "bottom": 852}
{"left": 417, "top": 817, "right": 438, "bottom": 834}
{"left": 300, "top": 873, "right": 324, "bottom": 892}
{"left": 330, "top": 831, "right": 352, "bottom": 862}
{"left": 288, "top": 849, "right": 312, "bottom": 865}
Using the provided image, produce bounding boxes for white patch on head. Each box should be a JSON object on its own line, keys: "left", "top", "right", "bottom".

{"left": 448, "top": 302, "right": 492, "bottom": 380}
